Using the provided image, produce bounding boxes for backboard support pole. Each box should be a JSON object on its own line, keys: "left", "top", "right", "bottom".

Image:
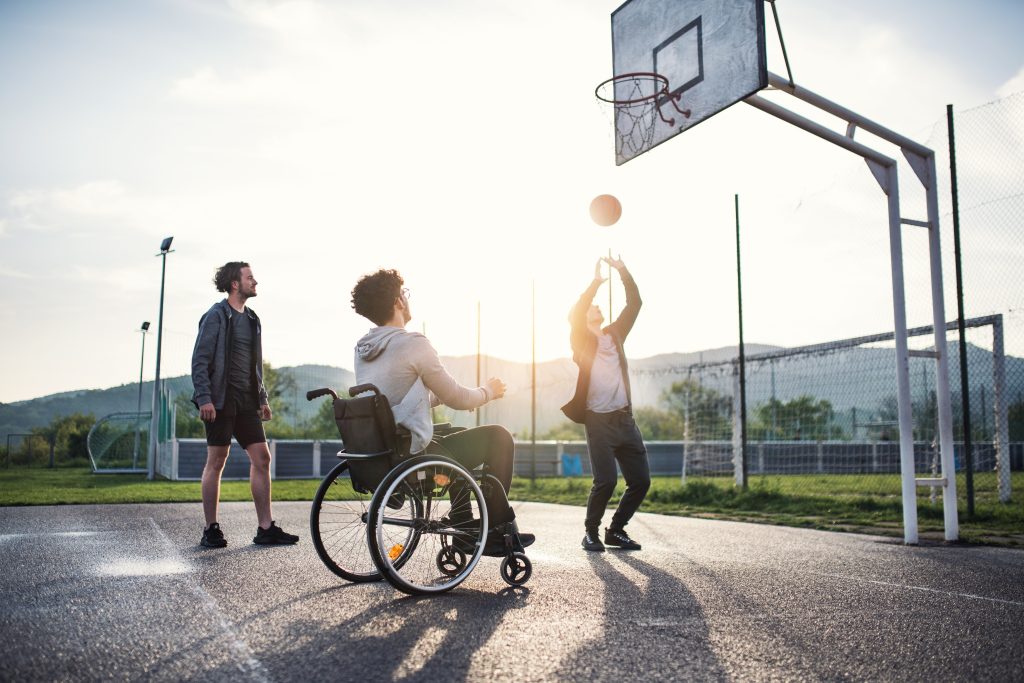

{"left": 744, "top": 76, "right": 957, "bottom": 543}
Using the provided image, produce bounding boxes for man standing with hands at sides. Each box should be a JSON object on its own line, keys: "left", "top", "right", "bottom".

{"left": 562, "top": 256, "right": 650, "bottom": 552}
{"left": 192, "top": 261, "right": 299, "bottom": 548}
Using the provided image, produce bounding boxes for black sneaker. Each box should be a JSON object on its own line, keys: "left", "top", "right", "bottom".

{"left": 201, "top": 522, "right": 227, "bottom": 548}
{"left": 582, "top": 529, "right": 605, "bottom": 552}
{"left": 604, "top": 527, "right": 641, "bottom": 550}
{"left": 253, "top": 521, "right": 299, "bottom": 545}
{"left": 483, "top": 529, "right": 536, "bottom": 556}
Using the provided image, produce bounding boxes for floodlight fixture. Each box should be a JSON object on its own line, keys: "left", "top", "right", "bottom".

{"left": 159, "top": 236, "right": 174, "bottom": 253}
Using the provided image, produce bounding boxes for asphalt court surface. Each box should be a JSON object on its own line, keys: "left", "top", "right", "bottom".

{"left": 2, "top": 501, "right": 1023, "bottom": 682}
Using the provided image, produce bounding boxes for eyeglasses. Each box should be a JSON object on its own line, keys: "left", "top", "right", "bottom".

{"left": 400, "top": 287, "right": 411, "bottom": 300}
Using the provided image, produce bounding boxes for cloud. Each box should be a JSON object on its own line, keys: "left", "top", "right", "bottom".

{"left": 3, "top": 181, "right": 169, "bottom": 235}
{"left": 169, "top": 66, "right": 301, "bottom": 106}
{"left": 996, "top": 64, "right": 1024, "bottom": 98}
{"left": 0, "top": 266, "right": 30, "bottom": 279}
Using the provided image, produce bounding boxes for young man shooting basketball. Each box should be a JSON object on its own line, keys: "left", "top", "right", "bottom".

{"left": 562, "top": 256, "right": 650, "bottom": 551}
{"left": 191, "top": 262, "right": 299, "bottom": 548}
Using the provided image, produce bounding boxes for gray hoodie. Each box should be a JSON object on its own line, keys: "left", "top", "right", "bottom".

{"left": 354, "top": 326, "right": 492, "bottom": 453}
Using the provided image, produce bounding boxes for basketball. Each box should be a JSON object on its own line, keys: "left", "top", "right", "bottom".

{"left": 589, "top": 194, "right": 622, "bottom": 226}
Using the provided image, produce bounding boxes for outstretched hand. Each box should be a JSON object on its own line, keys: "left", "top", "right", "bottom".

{"left": 601, "top": 254, "right": 626, "bottom": 272}
{"left": 592, "top": 259, "right": 608, "bottom": 285}
{"left": 486, "top": 377, "right": 507, "bottom": 400}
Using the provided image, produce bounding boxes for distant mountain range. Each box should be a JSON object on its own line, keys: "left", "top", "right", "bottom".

{"left": 2, "top": 342, "right": 1020, "bottom": 438}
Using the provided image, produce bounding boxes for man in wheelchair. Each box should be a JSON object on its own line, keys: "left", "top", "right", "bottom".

{"left": 350, "top": 269, "right": 535, "bottom": 554}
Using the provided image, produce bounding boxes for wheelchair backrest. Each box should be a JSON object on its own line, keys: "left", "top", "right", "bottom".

{"left": 333, "top": 388, "right": 402, "bottom": 491}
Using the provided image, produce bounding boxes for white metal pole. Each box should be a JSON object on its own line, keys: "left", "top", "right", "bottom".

{"left": 922, "top": 153, "right": 959, "bottom": 540}
{"left": 883, "top": 164, "right": 919, "bottom": 544}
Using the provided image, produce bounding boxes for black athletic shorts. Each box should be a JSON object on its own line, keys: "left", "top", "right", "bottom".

{"left": 204, "top": 408, "right": 266, "bottom": 448}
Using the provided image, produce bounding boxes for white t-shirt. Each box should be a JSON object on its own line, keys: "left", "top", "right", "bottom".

{"left": 586, "top": 333, "right": 629, "bottom": 413}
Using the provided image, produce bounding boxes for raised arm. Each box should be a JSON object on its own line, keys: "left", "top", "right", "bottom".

{"left": 568, "top": 260, "right": 607, "bottom": 348}
{"left": 605, "top": 256, "right": 642, "bottom": 340}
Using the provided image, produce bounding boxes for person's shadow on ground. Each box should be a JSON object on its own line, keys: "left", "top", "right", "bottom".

{"left": 552, "top": 550, "right": 728, "bottom": 682}
{"left": 208, "top": 581, "right": 530, "bottom": 682}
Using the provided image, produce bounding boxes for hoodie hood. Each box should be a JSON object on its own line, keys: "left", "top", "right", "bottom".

{"left": 356, "top": 326, "right": 407, "bottom": 361}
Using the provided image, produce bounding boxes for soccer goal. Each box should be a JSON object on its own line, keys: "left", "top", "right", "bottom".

{"left": 638, "top": 315, "right": 1011, "bottom": 505}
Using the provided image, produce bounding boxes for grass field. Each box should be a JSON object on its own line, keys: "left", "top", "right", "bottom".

{"left": 1, "top": 467, "right": 1021, "bottom": 546}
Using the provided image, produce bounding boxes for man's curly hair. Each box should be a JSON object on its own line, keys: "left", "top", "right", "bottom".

{"left": 351, "top": 269, "right": 404, "bottom": 326}
{"left": 213, "top": 261, "right": 250, "bottom": 293}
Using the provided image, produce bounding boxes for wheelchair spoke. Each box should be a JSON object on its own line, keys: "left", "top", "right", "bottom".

{"left": 369, "top": 457, "right": 489, "bottom": 595}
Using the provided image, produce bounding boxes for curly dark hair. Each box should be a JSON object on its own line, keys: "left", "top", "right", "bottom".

{"left": 213, "top": 261, "right": 250, "bottom": 293}
{"left": 351, "top": 269, "right": 404, "bottom": 326}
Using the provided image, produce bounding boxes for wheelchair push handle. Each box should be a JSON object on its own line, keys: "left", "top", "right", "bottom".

{"left": 348, "top": 383, "right": 382, "bottom": 398}
{"left": 306, "top": 388, "right": 339, "bottom": 401}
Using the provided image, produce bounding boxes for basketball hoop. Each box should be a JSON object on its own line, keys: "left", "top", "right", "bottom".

{"left": 595, "top": 72, "right": 691, "bottom": 160}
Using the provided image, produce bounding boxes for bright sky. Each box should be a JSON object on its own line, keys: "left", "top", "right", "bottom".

{"left": 1, "top": 0, "right": 1022, "bottom": 403}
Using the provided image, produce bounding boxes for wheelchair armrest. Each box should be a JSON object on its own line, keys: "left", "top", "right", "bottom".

{"left": 339, "top": 449, "right": 393, "bottom": 460}
{"left": 432, "top": 423, "right": 467, "bottom": 437}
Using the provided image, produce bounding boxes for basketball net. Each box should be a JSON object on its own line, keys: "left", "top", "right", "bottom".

{"left": 595, "top": 72, "right": 690, "bottom": 162}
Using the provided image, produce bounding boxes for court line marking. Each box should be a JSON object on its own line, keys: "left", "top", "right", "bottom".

{"left": 147, "top": 518, "right": 273, "bottom": 683}
{"left": 805, "top": 570, "right": 1024, "bottom": 608}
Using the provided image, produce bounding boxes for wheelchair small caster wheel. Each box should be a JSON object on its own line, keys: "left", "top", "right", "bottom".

{"left": 437, "top": 547, "right": 467, "bottom": 577}
{"left": 500, "top": 552, "right": 531, "bottom": 587}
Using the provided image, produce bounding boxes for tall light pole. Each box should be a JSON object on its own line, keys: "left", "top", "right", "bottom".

{"left": 132, "top": 321, "right": 150, "bottom": 469}
{"left": 148, "top": 237, "right": 174, "bottom": 480}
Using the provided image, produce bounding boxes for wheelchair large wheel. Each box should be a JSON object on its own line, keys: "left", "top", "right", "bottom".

{"left": 311, "top": 460, "right": 420, "bottom": 583}
{"left": 367, "top": 456, "right": 488, "bottom": 596}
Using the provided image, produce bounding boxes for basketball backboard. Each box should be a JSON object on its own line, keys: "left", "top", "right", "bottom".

{"left": 609, "top": 0, "right": 767, "bottom": 164}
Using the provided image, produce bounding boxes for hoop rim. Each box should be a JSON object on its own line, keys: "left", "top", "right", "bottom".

{"left": 594, "top": 71, "right": 671, "bottom": 105}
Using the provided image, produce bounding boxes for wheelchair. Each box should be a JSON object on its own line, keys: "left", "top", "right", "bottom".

{"left": 307, "top": 383, "right": 532, "bottom": 595}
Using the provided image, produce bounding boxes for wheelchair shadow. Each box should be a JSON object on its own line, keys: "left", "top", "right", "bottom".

{"left": 258, "top": 583, "right": 530, "bottom": 682}
{"left": 552, "top": 551, "right": 728, "bottom": 682}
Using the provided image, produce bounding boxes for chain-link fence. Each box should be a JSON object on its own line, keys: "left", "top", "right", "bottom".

{"left": 3, "top": 433, "right": 55, "bottom": 468}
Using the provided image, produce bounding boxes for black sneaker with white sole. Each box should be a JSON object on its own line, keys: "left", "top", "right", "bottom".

{"left": 201, "top": 522, "right": 227, "bottom": 548}
{"left": 604, "top": 527, "right": 641, "bottom": 550}
{"left": 582, "top": 529, "right": 605, "bottom": 552}
{"left": 253, "top": 521, "right": 299, "bottom": 545}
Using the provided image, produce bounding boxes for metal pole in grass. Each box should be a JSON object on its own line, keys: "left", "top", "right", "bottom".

{"left": 531, "top": 279, "right": 537, "bottom": 486}
{"left": 735, "top": 194, "right": 749, "bottom": 491}
{"left": 476, "top": 301, "right": 481, "bottom": 427}
{"left": 947, "top": 104, "right": 974, "bottom": 517}
{"left": 149, "top": 237, "right": 174, "bottom": 481}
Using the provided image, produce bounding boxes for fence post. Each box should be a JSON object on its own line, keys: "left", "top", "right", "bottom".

{"left": 171, "top": 438, "right": 180, "bottom": 480}
{"left": 816, "top": 440, "right": 824, "bottom": 474}
{"left": 992, "top": 315, "right": 1011, "bottom": 502}
{"left": 556, "top": 442, "right": 564, "bottom": 476}
{"left": 732, "top": 365, "right": 745, "bottom": 488}
{"left": 313, "top": 441, "right": 322, "bottom": 479}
